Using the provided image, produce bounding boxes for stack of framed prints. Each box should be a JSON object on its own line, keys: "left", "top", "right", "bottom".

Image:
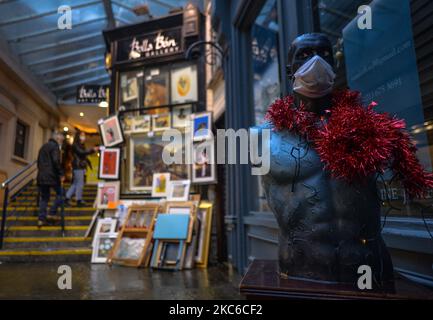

{"left": 91, "top": 218, "right": 118, "bottom": 264}
{"left": 158, "top": 201, "right": 197, "bottom": 269}
{"left": 108, "top": 204, "right": 160, "bottom": 267}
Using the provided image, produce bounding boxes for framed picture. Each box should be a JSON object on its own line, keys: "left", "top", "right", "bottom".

{"left": 129, "top": 134, "right": 190, "bottom": 192}
{"left": 172, "top": 105, "right": 192, "bottom": 128}
{"left": 98, "top": 147, "right": 120, "bottom": 180}
{"left": 132, "top": 114, "right": 151, "bottom": 133}
{"left": 171, "top": 64, "right": 198, "bottom": 104}
{"left": 195, "top": 202, "right": 213, "bottom": 268}
{"left": 165, "top": 201, "right": 196, "bottom": 244}
{"left": 152, "top": 113, "right": 171, "bottom": 131}
{"left": 144, "top": 68, "right": 169, "bottom": 107}
{"left": 92, "top": 233, "right": 118, "bottom": 264}
{"left": 96, "top": 181, "right": 120, "bottom": 209}
{"left": 192, "top": 141, "right": 216, "bottom": 184}
{"left": 191, "top": 112, "right": 212, "bottom": 141}
{"left": 122, "top": 77, "right": 138, "bottom": 102}
{"left": 122, "top": 115, "right": 134, "bottom": 135}
{"left": 167, "top": 180, "right": 191, "bottom": 201}
{"left": 99, "top": 114, "right": 124, "bottom": 147}
{"left": 151, "top": 173, "right": 170, "bottom": 197}
{"left": 92, "top": 217, "right": 117, "bottom": 247}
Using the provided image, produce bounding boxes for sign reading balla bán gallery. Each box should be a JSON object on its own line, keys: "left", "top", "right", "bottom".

{"left": 117, "top": 28, "right": 182, "bottom": 62}
{"left": 76, "top": 85, "right": 108, "bottom": 104}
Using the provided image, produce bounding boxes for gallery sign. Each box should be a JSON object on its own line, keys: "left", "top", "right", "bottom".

{"left": 117, "top": 28, "right": 183, "bottom": 62}
{"left": 76, "top": 85, "right": 108, "bottom": 103}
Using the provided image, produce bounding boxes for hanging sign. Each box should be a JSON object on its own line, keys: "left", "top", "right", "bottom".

{"left": 76, "top": 85, "right": 108, "bottom": 104}
{"left": 116, "top": 28, "right": 183, "bottom": 62}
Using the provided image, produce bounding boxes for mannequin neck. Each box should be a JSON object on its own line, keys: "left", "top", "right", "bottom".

{"left": 294, "top": 92, "right": 333, "bottom": 116}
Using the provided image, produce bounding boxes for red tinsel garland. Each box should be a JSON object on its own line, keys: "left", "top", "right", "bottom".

{"left": 265, "top": 90, "right": 433, "bottom": 198}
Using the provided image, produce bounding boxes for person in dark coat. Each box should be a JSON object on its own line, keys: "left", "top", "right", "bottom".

{"left": 36, "top": 131, "right": 65, "bottom": 226}
{"left": 65, "top": 130, "right": 98, "bottom": 207}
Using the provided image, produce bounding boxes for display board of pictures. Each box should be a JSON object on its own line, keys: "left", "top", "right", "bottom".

{"left": 99, "top": 147, "right": 121, "bottom": 180}
{"left": 144, "top": 68, "right": 169, "bottom": 107}
{"left": 171, "top": 64, "right": 198, "bottom": 104}
{"left": 129, "top": 134, "right": 190, "bottom": 192}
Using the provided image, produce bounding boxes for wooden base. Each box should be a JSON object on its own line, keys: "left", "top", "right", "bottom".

{"left": 240, "top": 260, "right": 432, "bottom": 300}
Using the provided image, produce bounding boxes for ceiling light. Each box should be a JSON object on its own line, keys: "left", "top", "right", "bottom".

{"left": 80, "top": 112, "right": 84, "bottom": 117}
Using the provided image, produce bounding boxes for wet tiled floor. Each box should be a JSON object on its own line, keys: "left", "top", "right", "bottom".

{"left": 0, "top": 262, "right": 242, "bottom": 300}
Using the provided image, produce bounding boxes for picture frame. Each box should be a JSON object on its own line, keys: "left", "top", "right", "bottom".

{"left": 171, "top": 64, "right": 198, "bottom": 104}
{"left": 191, "top": 112, "right": 212, "bottom": 141}
{"left": 192, "top": 140, "right": 216, "bottom": 184}
{"left": 152, "top": 113, "right": 171, "bottom": 132}
{"left": 165, "top": 201, "right": 196, "bottom": 243}
{"left": 98, "top": 147, "right": 121, "bottom": 180}
{"left": 122, "top": 115, "right": 134, "bottom": 135}
{"left": 132, "top": 114, "right": 151, "bottom": 133}
{"left": 195, "top": 202, "right": 213, "bottom": 268}
{"left": 151, "top": 173, "right": 171, "bottom": 197}
{"left": 167, "top": 180, "right": 191, "bottom": 201}
{"left": 129, "top": 134, "right": 190, "bottom": 192}
{"left": 108, "top": 204, "right": 160, "bottom": 267}
{"left": 99, "top": 114, "right": 125, "bottom": 147}
{"left": 172, "top": 105, "right": 192, "bottom": 128}
{"left": 92, "top": 217, "right": 117, "bottom": 248}
{"left": 96, "top": 181, "right": 120, "bottom": 209}
{"left": 144, "top": 68, "right": 169, "bottom": 107}
{"left": 92, "top": 233, "right": 118, "bottom": 264}
{"left": 122, "top": 77, "right": 138, "bottom": 102}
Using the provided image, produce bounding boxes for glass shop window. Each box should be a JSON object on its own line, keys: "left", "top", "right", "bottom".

{"left": 251, "top": 0, "right": 281, "bottom": 125}
{"left": 14, "top": 120, "right": 28, "bottom": 159}
{"left": 251, "top": 0, "right": 281, "bottom": 212}
{"left": 315, "top": 0, "right": 433, "bottom": 219}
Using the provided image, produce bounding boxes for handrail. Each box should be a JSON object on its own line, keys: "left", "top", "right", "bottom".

{"left": 1, "top": 160, "right": 38, "bottom": 249}
{"left": 1, "top": 160, "right": 37, "bottom": 189}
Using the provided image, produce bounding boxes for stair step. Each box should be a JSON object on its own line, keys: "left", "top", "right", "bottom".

{"left": 5, "top": 225, "right": 88, "bottom": 237}
{"left": 8, "top": 226, "right": 88, "bottom": 231}
{"left": 4, "top": 211, "right": 97, "bottom": 217}
{"left": 2, "top": 216, "right": 92, "bottom": 221}
{"left": 4, "top": 236, "right": 92, "bottom": 243}
{"left": 3, "top": 216, "right": 93, "bottom": 226}
{"left": 3, "top": 237, "right": 92, "bottom": 249}
{"left": 0, "top": 247, "right": 91, "bottom": 262}
{"left": 6, "top": 207, "right": 95, "bottom": 212}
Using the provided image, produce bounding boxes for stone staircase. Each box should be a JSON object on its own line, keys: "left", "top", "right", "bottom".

{"left": 0, "top": 183, "right": 97, "bottom": 263}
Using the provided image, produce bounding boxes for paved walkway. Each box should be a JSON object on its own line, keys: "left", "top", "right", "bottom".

{"left": 0, "top": 262, "right": 242, "bottom": 300}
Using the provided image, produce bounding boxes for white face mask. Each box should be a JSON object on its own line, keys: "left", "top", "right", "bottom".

{"left": 293, "top": 55, "right": 336, "bottom": 98}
